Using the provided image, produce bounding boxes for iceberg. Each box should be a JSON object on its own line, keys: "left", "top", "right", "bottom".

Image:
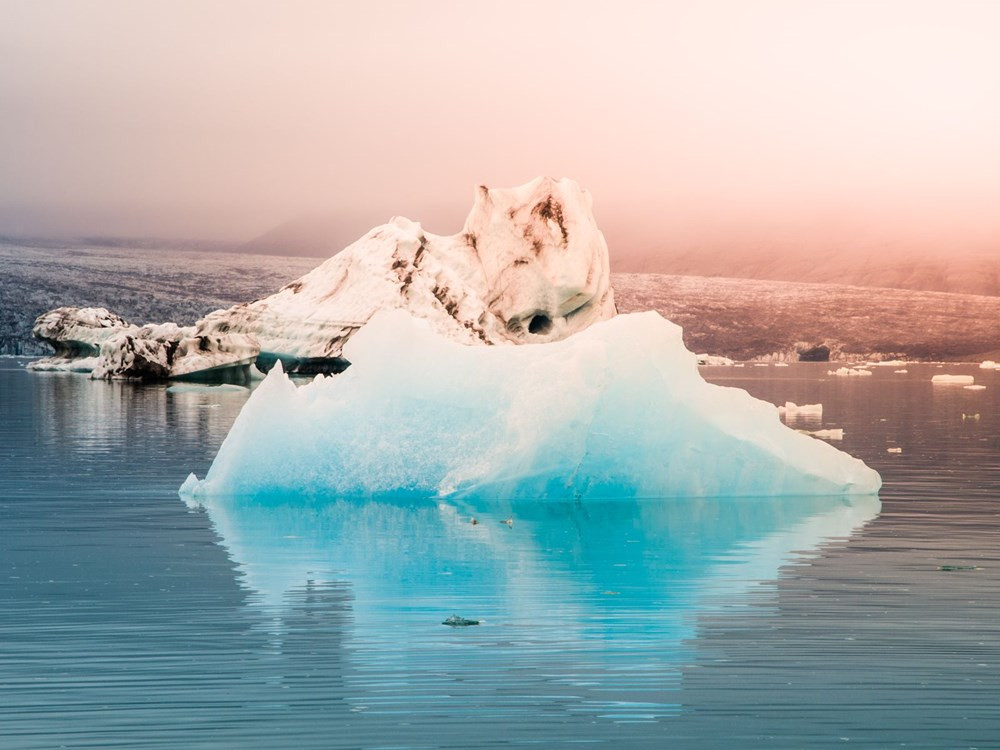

{"left": 181, "top": 310, "right": 881, "bottom": 501}
{"left": 27, "top": 307, "right": 131, "bottom": 372}
{"left": 30, "top": 177, "right": 616, "bottom": 379}
{"left": 197, "top": 176, "right": 615, "bottom": 372}
{"left": 931, "top": 374, "right": 975, "bottom": 385}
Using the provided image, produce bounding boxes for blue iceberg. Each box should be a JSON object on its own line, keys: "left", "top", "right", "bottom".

{"left": 180, "top": 310, "right": 880, "bottom": 500}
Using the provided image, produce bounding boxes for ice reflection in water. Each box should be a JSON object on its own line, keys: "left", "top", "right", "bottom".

{"left": 189, "top": 490, "right": 878, "bottom": 721}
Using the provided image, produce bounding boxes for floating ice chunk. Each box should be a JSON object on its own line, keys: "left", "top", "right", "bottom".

{"left": 778, "top": 402, "right": 823, "bottom": 420}
{"left": 26, "top": 356, "right": 100, "bottom": 373}
{"left": 964, "top": 385, "right": 987, "bottom": 391}
{"left": 166, "top": 383, "right": 249, "bottom": 394}
{"left": 931, "top": 374, "right": 975, "bottom": 385}
{"left": 962, "top": 413, "right": 981, "bottom": 421}
{"left": 828, "top": 367, "right": 873, "bottom": 377}
{"left": 774, "top": 363, "right": 790, "bottom": 368}
{"left": 887, "top": 447, "right": 902, "bottom": 454}
{"left": 753, "top": 363, "right": 770, "bottom": 367}
{"left": 980, "top": 360, "right": 999, "bottom": 370}
{"left": 182, "top": 311, "right": 881, "bottom": 500}
{"left": 804, "top": 428, "right": 844, "bottom": 441}
{"left": 696, "top": 354, "right": 734, "bottom": 366}
{"left": 894, "top": 369, "right": 908, "bottom": 374}
{"left": 27, "top": 307, "right": 131, "bottom": 372}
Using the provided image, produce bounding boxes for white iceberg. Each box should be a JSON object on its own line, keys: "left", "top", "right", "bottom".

{"left": 197, "top": 176, "right": 615, "bottom": 372}
{"left": 932, "top": 374, "right": 975, "bottom": 385}
{"left": 181, "top": 310, "right": 881, "bottom": 501}
{"left": 980, "top": 360, "right": 999, "bottom": 370}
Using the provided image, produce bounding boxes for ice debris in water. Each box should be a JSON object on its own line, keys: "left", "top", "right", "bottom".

{"left": 980, "top": 361, "right": 1000, "bottom": 370}
{"left": 442, "top": 615, "right": 480, "bottom": 627}
{"left": 180, "top": 310, "right": 881, "bottom": 501}
{"left": 804, "top": 428, "right": 844, "bottom": 441}
{"left": 778, "top": 402, "right": 823, "bottom": 420}
{"left": 828, "top": 367, "right": 872, "bottom": 377}
{"left": 964, "top": 385, "right": 986, "bottom": 391}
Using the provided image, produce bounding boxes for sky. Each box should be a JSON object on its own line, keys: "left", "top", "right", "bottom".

{"left": 1, "top": 0, "right": 999, "bottom": 260}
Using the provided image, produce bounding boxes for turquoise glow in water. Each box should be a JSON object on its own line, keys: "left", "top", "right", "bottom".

{"left": 1, "top": 359, "right": 998, "bottom": 748}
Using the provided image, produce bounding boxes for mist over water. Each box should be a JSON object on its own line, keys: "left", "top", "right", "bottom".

{"left": 1, "top": 0, "right": 999, "bottom": 264}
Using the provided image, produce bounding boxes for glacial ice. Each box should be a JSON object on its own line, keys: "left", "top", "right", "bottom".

{"left": 196, "top": 176, "right": 616, "bottom": 372}
{"left": 32, "top": 177, "right": 616, "bottom": 378}
{"left": 181, "top": 310, "right": 881, "bottom": 501}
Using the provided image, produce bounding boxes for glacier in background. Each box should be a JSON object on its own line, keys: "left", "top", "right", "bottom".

{"left": 181, "top": 310, "right": 881, "bottom": 501}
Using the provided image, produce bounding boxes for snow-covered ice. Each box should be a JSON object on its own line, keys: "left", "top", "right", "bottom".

{"left": 181, "top": 310, "right": 881, "bottom": 501}
{"left": 894, "top": 369, "right": 908, "bottom": 374}
{"left": 980, "top": 360, "right": 999, "bottom": 370}
{"left": 964, "top": 384, "right": 986, "bottom": 391}
{"left": 932, "top": 374, "right": 975, "bottom": 385}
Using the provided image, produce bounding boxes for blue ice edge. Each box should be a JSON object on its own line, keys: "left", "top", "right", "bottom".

{"left": 179, "top": 310, "right": 881, "bottom": 503}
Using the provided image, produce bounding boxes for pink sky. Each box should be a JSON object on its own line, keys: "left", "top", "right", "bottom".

{"left": 1, "top": 0, "right": 998, "bottom": 258}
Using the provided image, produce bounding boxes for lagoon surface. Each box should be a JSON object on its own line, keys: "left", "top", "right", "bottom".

{"left": 2, "top": 358, "right": 998, "bottom": 748}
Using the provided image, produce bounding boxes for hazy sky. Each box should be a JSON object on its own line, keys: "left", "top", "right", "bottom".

{"left": 1, "top": 0, "right": 999, "bottom": 257}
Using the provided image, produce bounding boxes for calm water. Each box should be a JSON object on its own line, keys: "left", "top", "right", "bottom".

{"left": 1, "top": 358, "right": 998, "bottom": 748}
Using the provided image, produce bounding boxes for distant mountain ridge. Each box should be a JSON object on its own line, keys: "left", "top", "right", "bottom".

{"left": 617, "top": 246, "right": 1000, "bottom": 297}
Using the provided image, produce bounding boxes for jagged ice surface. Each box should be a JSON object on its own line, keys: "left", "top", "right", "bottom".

{"left": 182, "top": 310, "right": 881, "bottom": 500}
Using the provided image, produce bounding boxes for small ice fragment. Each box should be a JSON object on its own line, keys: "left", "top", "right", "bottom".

{"left": 774, "top": 363, "right": 789, "bottom": 368}
{"left": 887, "top": 447, "right": 902, "bottom": 454}
{"left": 806, "top": 428, "right": 844, "bottom": 440}
{"left": 166, "top": 383, "right": 248, "bottom": 394}
{"left": 753, "top": 363, "right": 769, "bottom": 367}
{"left": 828, "top": 367, "right": 872, "bottom": 377}
{"left": 962, "top": 413, "right": 981, "bottom": 421}
{"left": 980, "top": 361, "right": 999, "bottom": 370}
{"left": 931, "top": 374, "right": 974, "bottom": 385}
{"left": 696, "top": 354, "right": 734, "bottom": 366}
{"left": 893, "top": 369, "right": 908, "bottom": 374}
{"left": 964, "top": 385, "right": 986, "bottom": 391}
{"left": 443, "top": 615, "right": 480, "bottom": 627}
{"left": 777, "top": 401, "right": 823, "bottom": 419}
